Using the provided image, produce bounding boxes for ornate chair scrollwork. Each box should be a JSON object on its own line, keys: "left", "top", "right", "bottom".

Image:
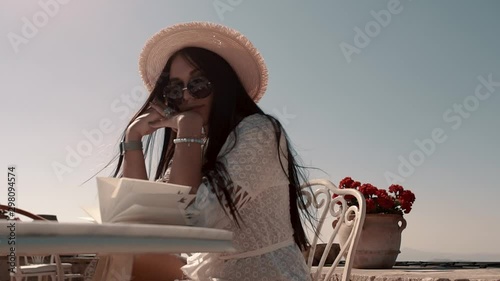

{"left": 301, "top": 179, "right": 366, "bottom": 281}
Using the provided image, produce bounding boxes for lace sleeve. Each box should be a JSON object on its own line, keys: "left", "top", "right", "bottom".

{"left": 217, "top": 114, "right": 289, "bottom": 210}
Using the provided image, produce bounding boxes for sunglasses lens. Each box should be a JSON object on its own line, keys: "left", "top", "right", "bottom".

{"left": 163, "top": 83, "right": 183, "bottom": 100}
{"left": 188, "top": 77, "right": 212, "bottom": 99}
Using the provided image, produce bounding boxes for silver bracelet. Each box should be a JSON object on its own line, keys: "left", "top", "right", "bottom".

{"left": 173, "top": 138, "right": 204, "bottom": 146}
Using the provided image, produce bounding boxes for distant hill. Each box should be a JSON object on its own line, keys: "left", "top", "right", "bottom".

{"left": 398, "top": 248, "right": 500, "bottom": 262}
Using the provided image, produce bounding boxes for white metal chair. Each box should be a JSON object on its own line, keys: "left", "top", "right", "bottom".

{"left": 301, "top": 179, "right": 366, "bottom": 281}
{"left": 50, "top": 255, "right": 84, "bottom": 281}
{"left": 0, "top": 205, "right": 79, "bottom": 281}
{"left": 10, "top": 255, "right": 59, "bottom": 281}
{"left": 11, "top": 254, "right": 82, "bottom": 281}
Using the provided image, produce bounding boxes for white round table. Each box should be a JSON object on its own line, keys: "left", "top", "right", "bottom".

{"left": 0, "top": 221, "right": 235, "bottom": 255}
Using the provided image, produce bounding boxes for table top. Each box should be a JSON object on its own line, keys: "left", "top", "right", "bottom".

{"left": 0, "top": 221, "right": 234, "bottom": 255}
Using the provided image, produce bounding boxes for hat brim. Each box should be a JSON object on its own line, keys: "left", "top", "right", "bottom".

{"left": 139, "top": 22, "right": 268, "bottom": 103}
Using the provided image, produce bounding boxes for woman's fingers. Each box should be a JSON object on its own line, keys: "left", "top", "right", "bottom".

{"left": 146, "top": 99, "right": 180, "bottom": 129}
{"left": 126, "top": 104, "right": 165, "bottom": 137}
{"left": 149, "top": 100, "right": 172, "bottom": 118}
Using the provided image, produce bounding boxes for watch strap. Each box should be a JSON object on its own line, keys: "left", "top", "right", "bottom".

{"left": 120, "top": 141, "right": 143, "bottom": 155}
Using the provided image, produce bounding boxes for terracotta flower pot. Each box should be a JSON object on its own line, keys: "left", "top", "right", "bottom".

{"left": 336, "top": 213, "right": 407, "bottom": 269}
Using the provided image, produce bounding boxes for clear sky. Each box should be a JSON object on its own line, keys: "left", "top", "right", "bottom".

{"left": 1, "top": 0, "right": 499, "bottom": 261}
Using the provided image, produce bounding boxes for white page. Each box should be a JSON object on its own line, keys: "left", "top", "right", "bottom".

{"left": 110, "top": 204, "right": 192, "bottom": 225}
{"left": 80, "top": 205, "right": 102, "bottom": 224}
{"left": 108, "top": 193, "right": 196, "bottom": 222}
{"left": 96, "top": 177, "right": 195, "bottom": 224}
{"left": 112, "top": 178, "right": 191, "bottom": 199}
{"left": 96, "top": 177, "right": 121, "bottom": 222}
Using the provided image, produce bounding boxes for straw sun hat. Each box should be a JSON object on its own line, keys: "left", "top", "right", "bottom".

{"left": 139, "top": 21, "right": 268, "bottom": 103}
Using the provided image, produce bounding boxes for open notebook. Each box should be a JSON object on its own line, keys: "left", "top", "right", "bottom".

{"left": 83, "top": 177, "right": 197, "bottom": 225}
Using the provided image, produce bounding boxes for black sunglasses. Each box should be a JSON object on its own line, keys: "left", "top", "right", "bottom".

{"left": 162, "top": 76, "right": 213, "bottom": 102}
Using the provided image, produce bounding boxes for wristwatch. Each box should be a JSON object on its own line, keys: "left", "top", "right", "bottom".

{"left": 120, "top": 141, "right": 143, "bottom": 155}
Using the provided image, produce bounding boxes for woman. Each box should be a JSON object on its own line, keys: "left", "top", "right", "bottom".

{"left": 112, "top": 22, "right": 314, "bottom": 281}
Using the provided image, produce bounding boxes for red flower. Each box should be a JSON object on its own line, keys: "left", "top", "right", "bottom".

{"left": 338, "top": 177, "right": 416, "bottom": 215}
{"left": 400, "top": 199, "right": 413, "bottom": 214}
{"left": 359, "top": 183, "right": 378, "bottom": 197}
{"left": 339, "top": 177, "right": 354, "bottom": 189}
{"left": 352, "top": 181, "right": 361, "bottom": 189}
{"left": 377, "top": 196, "right": 395, "bottom": 210}
{"left": 375, "top": 189, "right": 388, "bottom": 197}
{"left": 400, "top": 190, "right": 416, "bottom": 204}
{"left": 389, "top": 184, "right": 404, "bottom": 195}
{"left": 366, "top": 198, "right": 376, "bottom": 213}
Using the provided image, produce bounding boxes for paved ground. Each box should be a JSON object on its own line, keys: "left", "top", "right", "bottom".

{"left": 319, "top": 266, "right": 500, "bottom": 281}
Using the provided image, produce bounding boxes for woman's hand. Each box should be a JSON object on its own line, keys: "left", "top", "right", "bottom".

{"left": 125, "top": 101, "right": 164, "bottom": 141}
{"left": 126, "top": 99, "right": 204, "bottom": 141}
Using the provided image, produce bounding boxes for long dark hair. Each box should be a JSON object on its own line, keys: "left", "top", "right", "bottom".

{"left": 112, "top": 47, "right": 314, "bottom": 250}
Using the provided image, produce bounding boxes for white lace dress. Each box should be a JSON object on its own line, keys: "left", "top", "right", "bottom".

{"left": 178, "top": 114, "right": 311, "bottom": 281}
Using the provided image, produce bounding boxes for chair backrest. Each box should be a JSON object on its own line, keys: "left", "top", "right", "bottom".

{"left": 301, "top": 179, "right": 366, "bottom": 281}
{"left": 25, "top": 255, "right": 47, "bottom": 264}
